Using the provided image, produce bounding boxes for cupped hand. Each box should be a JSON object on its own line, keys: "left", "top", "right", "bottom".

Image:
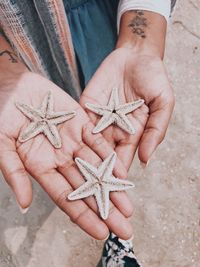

{"left": 0, "top": 72, "right": 133, "bottom": 240}
{"left": 80, "top": 47, "right": 175, "bottom": 170}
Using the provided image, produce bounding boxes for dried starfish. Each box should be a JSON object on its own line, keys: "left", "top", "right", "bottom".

{"left": 68, "top": 152, "right": 134, "bottom": 220}
{"left": 16, "top": 91, "right": 76, "bottom": 148}
{"left": 85, "top": 88, "right": 144, "bottom": 134}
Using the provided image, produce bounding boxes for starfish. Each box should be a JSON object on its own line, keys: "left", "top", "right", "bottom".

{"left": 15, "top": 91, "right": 76, "bottom": 148}
{"left": 67, "top": 152, "right": 134, "bottom": 220}
{"left": 85, "top": 88, "right": 144, "bottom": 134}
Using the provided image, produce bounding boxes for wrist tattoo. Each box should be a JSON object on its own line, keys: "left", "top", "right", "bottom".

{"left": 0, "top": 50, "right": 18, "bottom": 63}
{"left": 128, "top": 10, "right": 148, "bottom": 38}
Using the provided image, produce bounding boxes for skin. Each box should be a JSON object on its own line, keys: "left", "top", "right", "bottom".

{"left": 0, "top": 37, "right": 133, "bottom": 240}
{"left": 80, "top": 11, "right": 175, "bottom": 169}
{"left": 0, "top": 10, "right": 175, "bottom": 240}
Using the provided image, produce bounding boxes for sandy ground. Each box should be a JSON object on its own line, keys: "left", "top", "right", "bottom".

{"left": 0, "top": 1, "right": 200, "bottom": 267}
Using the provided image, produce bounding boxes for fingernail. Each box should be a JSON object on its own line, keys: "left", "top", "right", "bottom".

{"left": 140, "top": 158, "right": 151, "bottom": 169}
{"left": 127, "top": 234, "right": 134, "bottom": 241}
{"left": 18, "top": 205, "right": 29, "bottom": 214}
{"left": 102, "top": 234, "right": 110, "bottom": 241}
{"left": 140, "top": 161, "right": 146, "bottom": 169}
{"left": 120, "top": 234, "right": 134, "bottom": 242}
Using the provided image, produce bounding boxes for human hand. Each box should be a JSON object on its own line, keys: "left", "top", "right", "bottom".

{"left": 0, "top": 72, "right": 133, "bottom": 240}
{"left": 80, "top": 47, "right": 174, "bottom": 170}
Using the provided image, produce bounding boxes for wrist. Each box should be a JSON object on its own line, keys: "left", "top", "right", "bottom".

{"left": 0, "top": 66, "right": 29, "bottom": 91}
{"left": 116, "top": 36, "right": 163, "bottom": 59}
{"left": 116, "top": 10, "right": 167, "bottom": 59}
{"left": 0, "top": 35, "right": 29, "bottom": 90}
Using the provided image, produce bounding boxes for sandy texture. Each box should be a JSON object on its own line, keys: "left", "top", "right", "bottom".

{"left": 0, "top": 1, "right": 200, "bottom": 266}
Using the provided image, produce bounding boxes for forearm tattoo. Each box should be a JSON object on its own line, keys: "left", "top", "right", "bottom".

{"left": 128, "top": 10, "right": 148, "bottom": 38}
{"left": 0, "top": 50, "right": 18, "bottom": 63}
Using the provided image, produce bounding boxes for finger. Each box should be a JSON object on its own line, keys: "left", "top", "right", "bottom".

{"left": 59, "top": 160, "right": 133, "bottom": 240}
{"left": 82, "top": 121, "right": 127, "bottom": 179}
{"left": 115, "top": 104, "right": 149, "bottom": 170}
{"left": 115, "top": 142, "right": 136, "bottom": 171}
{"left": 36, "top": 170, "right": 109, "bottom": 240}
{"left": 138, "top": 94, "right": 175, "bottom": 164}
{"left": 0, "top": 149, "right": 32, "bottom": 210}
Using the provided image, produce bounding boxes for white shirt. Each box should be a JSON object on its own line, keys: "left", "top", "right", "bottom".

{"left": 117, "top": 0, "right": 171, "bottom": 31}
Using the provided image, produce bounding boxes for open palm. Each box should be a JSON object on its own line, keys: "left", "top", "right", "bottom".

{"left": 0, "top": 72, "right": 133, "bottom": 240}
{"left": 80, "top": 47, "right": 175, "bottom": 169}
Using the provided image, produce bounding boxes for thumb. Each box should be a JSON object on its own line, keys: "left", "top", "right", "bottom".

{"left": 0, "top": 148, "right": 32, "bottom": 212}
{"left": 138, "top": 93, "right": 175, "bottom": 164}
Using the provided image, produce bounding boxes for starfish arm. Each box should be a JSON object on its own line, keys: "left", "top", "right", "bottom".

{"left": 94, "top": 185, "right": 110, "bottom": 220}
{"left": 69, "top": 153, "right": 135, "bottom": 220}
{"left": 115, "top": 113, "right": 136, "bottom": 134}
{"left": 48, "top": 111, "right": 76, "bottom": 124}
{"left": 93, "top": 113, "right": 115, "bottom": 134}
{"left": 98, "top": 152, "right": 116, "bottom": 179}
{"left": 16, "top": 102, "right": 43, "bottom": 120}
{"left": 75, "top": 157, "right": 99, "bottom": 182}
{"left": 19, "top": 121, "right": 44, "bottom": 142}
{"left": 40, "top": 91, "right": 53, "bottom": 115}
{"left": 116, "top": 99, "right": 144, "bottom": 114}
{"left": 68, "top": 181, "right": 96, "bottom": 200}
{"left": 85, "top": 103, "right": 112, "bottom": 115}
{"left": 108, "top": 88, "right": 119, "bottom": 109}
{"left": 44, "top": 123, "right": 61, "bottom": 148}
{"left": 105, "top": 176, "right": 135, "bottom": 192}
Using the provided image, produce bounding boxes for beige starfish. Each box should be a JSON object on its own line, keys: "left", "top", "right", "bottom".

{"left": 85, "top": 88, "right": 144, "bottom": 134}
{"left": 68, "top": 152, "right": 134, "bottom": 220}
{"left": 16, "top": 91, "right": 76, "bottom": 148}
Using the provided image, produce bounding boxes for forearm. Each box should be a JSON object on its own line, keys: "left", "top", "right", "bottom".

{"left": 116, "top": 10, "right": 167, "bottom": 59}
{"left": 0, "top": 33, "right": 28, "bottom": 89}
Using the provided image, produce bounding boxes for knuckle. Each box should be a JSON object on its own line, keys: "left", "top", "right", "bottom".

{"left": 73, "top": 141, "right": 87, "bottom": 158}
{"left": 108, "top": 203, "right": 116, "bottom": 217}
{"left": 58, "top": 158, "right": 76, "bottom": 172}
{"left": 144, "top": 126, "right": 165, "bottom": 144}
{"left": 125, "top": 205, "right": 134, "bottom": 218}
{"left": 144, "top": 126, "right": 160, "bottom": 135}
{"left": 70, "top": 206, "right": 90, "bottom": 224}
{"left": 92, "top": 135, "right": 106, "bottom": 148}
{"left": 23, "top": 152, "right": 44, "bottom": 174}
{"left": 6, "top": 167, "right": 26, "bottom": 182}
{"left": 55, "top": 188, "right": 73, "bottom": 212}
{"left": 158, "top": 129, "right": 166, "bottom": 143}
{"left": 83, "top": 121, "right": 93, "bottom": 135}
{"left": 152, "top": 126, "right": 165, "bottom": 143}
{"left": 159, "top": 133, "right": 165, "bottom": 144}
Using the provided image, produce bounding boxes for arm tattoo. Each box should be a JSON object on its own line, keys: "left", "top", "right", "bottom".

{"left": 0, "top": 50, "right": 18, "bottom": 63}
{"left": 128, "top": 10, "right": 148, "bottom": 38}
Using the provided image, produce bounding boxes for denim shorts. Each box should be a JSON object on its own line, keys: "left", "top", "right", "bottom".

{"left": 64, "top": 0, "right": 119, "bottom": 89}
